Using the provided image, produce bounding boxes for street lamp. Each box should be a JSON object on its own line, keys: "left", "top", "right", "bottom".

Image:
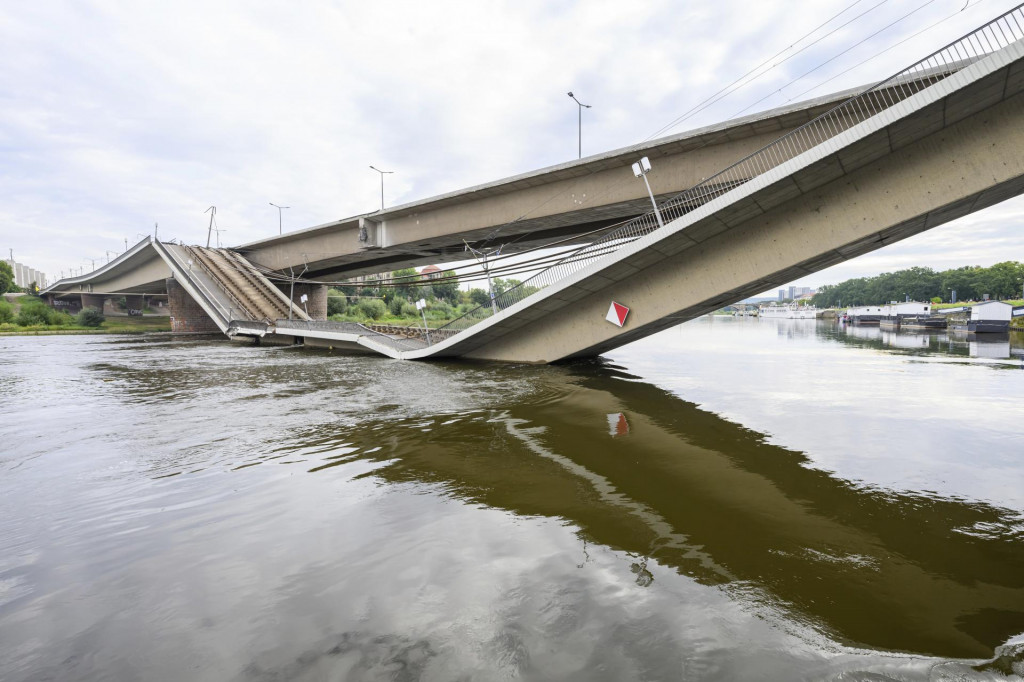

{"left": 269, "top": 202, "right": 289, "bottom": 236}
{"left": 369, "top": 166, "right": 393, "bottom": 211}
{"left": 567, "top": 92, "right": 591, "bottom": 159}
{"left": 631, "top": 156, "right": 665, "bottom": 229}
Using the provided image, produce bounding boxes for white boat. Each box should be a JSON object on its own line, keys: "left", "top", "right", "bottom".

{"left": 759, "top": 303, "right": 818, "bottom": 319}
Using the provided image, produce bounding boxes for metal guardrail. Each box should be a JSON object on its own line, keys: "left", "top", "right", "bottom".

{"left": 427, "top": 6, "right": 1024, "bottom": 345}
{"left": 158, "top": 242, "right": 237, "bottom": 324}
{"left": 180, "top": 245, "right": 265, "bottom": 323}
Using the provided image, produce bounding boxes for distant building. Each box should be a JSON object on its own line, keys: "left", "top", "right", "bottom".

{"left": 419, "top": 265, "right": 443, "bottom": 279}
{"left": 4, "top": 259, "right": 46, "bottom": 290}
{"left": 787, "top": 285, "right": 812, "bottom": 300}
{"left": 778, "top": 289, "right": 786, "bottom": 301}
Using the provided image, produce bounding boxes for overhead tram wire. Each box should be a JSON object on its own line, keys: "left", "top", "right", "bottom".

{"left": 782, "top": 0, "right": 992, "bottom": 103}
{"left": 247, "top": 235, "right": 621, "bottom": 290}
{"left": 643, "top": 0, "right": 885, "bottom": 142}
{"left": 725, "top": 0, "right": 942, "bottom": 120}
{"left": 243, "top": 217, "right": 637, "bottom": 289}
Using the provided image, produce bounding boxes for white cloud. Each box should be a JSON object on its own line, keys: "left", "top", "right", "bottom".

{"left": 0, "top": 0, "right": 1021, "bottom": 282}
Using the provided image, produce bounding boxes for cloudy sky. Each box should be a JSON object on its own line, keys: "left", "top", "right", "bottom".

{"left": 1, "top": 0, "right": 1021, "bottom": 290}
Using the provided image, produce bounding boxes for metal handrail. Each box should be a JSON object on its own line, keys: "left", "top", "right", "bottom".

{"left": 160, "top": 243, "right": 237, "bottom": 323}
{"left": 427, "top": 6, "right": 1024, "bottom": 343}
{"left": 180, "top": 245, "right": 262, "bottom": 323}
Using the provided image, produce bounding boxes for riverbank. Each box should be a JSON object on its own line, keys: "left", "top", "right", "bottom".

{"left": 0, "top": 316, "right": 171, "bottom": 335}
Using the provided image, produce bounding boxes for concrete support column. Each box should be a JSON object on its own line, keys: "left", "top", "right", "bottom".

{"left": 166, "top": 278, "right": 221, "bottom": 333}
{"left": 124, "top": 294, "right": 145, "bottom": 314}
{"left": 80, "top": 293, "right": 106, "bottom": 311}
{"left": 275, "top": 282, "right": 328, "bottom": 320}
{"left": 47, "top": 295, "right": 80, "bottom": 313}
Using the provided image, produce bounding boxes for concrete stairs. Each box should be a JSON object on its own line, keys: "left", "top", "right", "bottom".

{"left": 182, "top": 246, "right": 308, "bottom": 323}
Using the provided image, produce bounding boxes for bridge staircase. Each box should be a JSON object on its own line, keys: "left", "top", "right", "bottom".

{"left": 155, "top": 242, "right": 308, "bottom": 334}
{"left": 184, "top": 246, "right": 303, "bottom": 323}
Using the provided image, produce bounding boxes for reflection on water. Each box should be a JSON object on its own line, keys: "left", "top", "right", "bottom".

{"left": 1, "top": 326, "right": 1023, "bottom": 681}
{"left": 829, "top": 320, "right": 1022, "bottom": 361}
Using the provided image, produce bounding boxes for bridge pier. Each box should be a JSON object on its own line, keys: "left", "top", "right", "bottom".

{"left": 80, "top": 293, "right": 106, "bottom": 312}
{"left": 124, "top": 294, "right": 145, "bottom": 314}
{"left": 275, "top": 282, "right": 327, "bottom": 320}
{"left": 166, "top": 278, "right": 220, "bottom": 333}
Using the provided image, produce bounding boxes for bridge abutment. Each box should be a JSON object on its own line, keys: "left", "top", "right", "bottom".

{"left": 124, "top": 294, "right": 145, "bottom": 314}
{"left": 167, "top": 278, "right": 220, "bottom": 333}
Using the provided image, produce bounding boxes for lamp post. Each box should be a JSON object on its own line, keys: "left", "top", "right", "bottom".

{"left": 369, "top": 166, "right": 393, "bottom": 211}
{"left": 269, "top": 202, "right": 289, "bottom": 236}
{"left": 567, "top": 92, "right": 591, "bottom": 159}
{"left": 631, "top": 156, "right": 665, "bottom": 229}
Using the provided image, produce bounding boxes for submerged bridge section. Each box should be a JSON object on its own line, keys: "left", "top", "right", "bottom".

{"left": 40, "top": 8, "right": 1024, "bottom": 363}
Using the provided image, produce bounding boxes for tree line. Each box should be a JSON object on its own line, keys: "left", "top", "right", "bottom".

{"left": 326, "top": 267, "right": 538, "bottom": 324}
{"left": 811, "top": 262, "right": 1024, "bottom": 307}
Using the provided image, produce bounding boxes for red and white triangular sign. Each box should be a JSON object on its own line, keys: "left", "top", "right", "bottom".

{"left": 605, "top": 301, "right": 629, "bottom": 327}
{"left": 607, "top": 412, "right": 629, "bottom": 436}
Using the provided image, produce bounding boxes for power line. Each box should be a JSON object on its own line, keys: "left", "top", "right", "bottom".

{"left": 783, "top": 0, "right": 989, "bottom": 103}
{"left": 726, "top": 0, "right": 942, "bottom": 120}
{"left": 644, "top": 0, "right": 886, "bottom": 141}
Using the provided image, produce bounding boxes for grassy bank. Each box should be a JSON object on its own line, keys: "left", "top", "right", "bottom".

{"left": 0, "top": 315, "right": 171, "bottom": 336}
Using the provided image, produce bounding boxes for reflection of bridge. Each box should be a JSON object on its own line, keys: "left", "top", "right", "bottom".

{"left": 44, "top": 9, "right": 1024, "bottom": 363}
{"left": 290, "top": 360, "right": 1024, "bottom": 658}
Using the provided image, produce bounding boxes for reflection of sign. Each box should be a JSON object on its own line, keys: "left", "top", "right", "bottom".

{"left": 607, "top": 412, "right": 629, "bottom": 437}
{"left": 605, "top": 301, "right": 629, "bottom": 327}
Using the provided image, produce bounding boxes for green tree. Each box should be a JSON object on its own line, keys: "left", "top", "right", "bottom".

{"left": 357, "top": 298, "right": 387, "bottom": 320}
{"left": 467, "top": 288, "right": 490, "bottom": 306}
{"left": 432, "top": 270, "right": 459, "bottom": 302}
{"left": 0, "top": 299, "right": 14, "bottom": 323}
{"left": 15, "top": 300, "right": 62, "bottom": 326}
{"left": 326, "top": 288, "right": 348, "bottom": 316}
{"left": 391, "top": 267, "right": 419, "bottom": 301}
{"left": 0, "top": 261, "right": 14, "bottom": 295}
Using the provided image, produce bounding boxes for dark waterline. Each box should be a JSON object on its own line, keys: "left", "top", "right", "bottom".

{"left": 1, "top": 319, "right": 1022, "bottom": 681}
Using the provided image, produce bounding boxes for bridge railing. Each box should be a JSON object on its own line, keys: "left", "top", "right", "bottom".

{"left": 429, "top": 6, "right": 1024, "bottom": 344}
{"left": 158, "top": 241, "right": 236, "bottom": 325}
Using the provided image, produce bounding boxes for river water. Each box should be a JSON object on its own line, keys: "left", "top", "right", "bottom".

{"left": 1, "top": 318, "right": 1023, "bottom": 681}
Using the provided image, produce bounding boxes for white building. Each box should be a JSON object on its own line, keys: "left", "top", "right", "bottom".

{"left": 4, "top": 259, "right": 46, "bottom": 289}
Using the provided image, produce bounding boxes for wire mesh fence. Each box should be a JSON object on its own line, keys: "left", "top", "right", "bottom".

{"left": 427, "top": 5, "right": 1023, "bottom": 345}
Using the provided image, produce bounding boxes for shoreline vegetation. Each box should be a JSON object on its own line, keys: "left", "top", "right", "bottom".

{"left": 811, "top": 262, "right": 1024, "bottom": 307}
{"left": 0, "top": 296, "right": 171, "bottom": 335}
